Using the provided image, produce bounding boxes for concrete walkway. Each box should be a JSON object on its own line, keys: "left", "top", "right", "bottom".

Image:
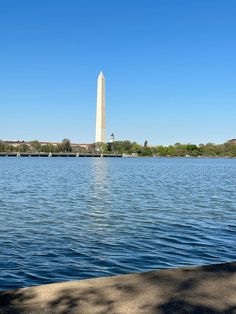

{"left": 0, "top": 262, "right": 236, "bottom": 313}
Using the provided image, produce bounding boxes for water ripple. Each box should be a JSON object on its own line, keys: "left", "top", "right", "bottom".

{"left": 0, "top": 157, "right": 236, "bottom": 290}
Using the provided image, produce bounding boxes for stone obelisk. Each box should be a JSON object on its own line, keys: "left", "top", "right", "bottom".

{"left": 95, "top": 72, "right": 106, "bottom": 143}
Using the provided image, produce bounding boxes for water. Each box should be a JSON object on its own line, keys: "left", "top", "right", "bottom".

{"left": 0, "top": 157, "right": 235, "bottom": 291}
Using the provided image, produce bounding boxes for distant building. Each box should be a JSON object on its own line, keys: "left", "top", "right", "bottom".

{"left": 227, "top": 139, "right": 236, "bottom": 144}
{"left": 110, "top": 133, "right": 115, "bottom": 143}
{"left": 2, "top": 140, "right": 90, "bottom": 150}
{"left": 2, "top": 140, "right": 26, "bottom": 147}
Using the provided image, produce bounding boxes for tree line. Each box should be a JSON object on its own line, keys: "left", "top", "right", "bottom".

{"left": 0, "top": 139, "right": 74, "bottom": 153}
{"left": 103, "top": 141, "right": 236, "bottom": 157}
{"left": 0, "top": 139, "right": 236, "bottom": 157}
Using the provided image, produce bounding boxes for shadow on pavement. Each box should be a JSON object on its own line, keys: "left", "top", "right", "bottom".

{"left": 0, "top": 262, "right": 235, "bottom": 313}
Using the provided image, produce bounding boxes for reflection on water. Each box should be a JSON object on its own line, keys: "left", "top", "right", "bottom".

{"left": 88, "top": 158, "right": 110, "bottom": 232}
{"left": 0, "top": 157, "right": 235, "bottom": 290}
{"left": 91, "top": 158, "right": 110, "bottom": 203}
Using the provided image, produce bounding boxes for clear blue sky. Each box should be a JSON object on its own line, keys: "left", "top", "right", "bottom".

{"left": 0, "top": 0, "right": 235, "bottom": 145}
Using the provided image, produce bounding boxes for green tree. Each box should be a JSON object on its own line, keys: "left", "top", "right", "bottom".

{"left": 87, "top": 143, "right": 96, "bottom": 153}
{"left": 58, "top": 139, "right": 72, "bottom": 152}
{"left": 30, "top": 140, "right": 41, "bottom": 152}
{"left": 0, "top": 142, "right": 6, "bottom": 152}
{"left": 95, "top": 142, "right": 108, "bottom": 153}
{"left": 140, "top": 146, "right": 153, "bottom": 156}
{"left": 17, "top": 144, "right": 30, "bottom": 152}
{"left": 111, "top": 141, "right": 132, "bottom": 154}
{"left": 156, "top": 146, "right": 168, "bottom": 156}
{"left": 42, "top": 144, "right": 55, "bottom": 153}
{"left": 131, "top": 142, "right": 142, "bottom": 154}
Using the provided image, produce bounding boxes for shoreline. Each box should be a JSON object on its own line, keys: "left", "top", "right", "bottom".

{"left": 0, "top": 261, "right": 235, "bottom": 313}
{"left": 0, "top": 152, "right": 235, "bottom": 158}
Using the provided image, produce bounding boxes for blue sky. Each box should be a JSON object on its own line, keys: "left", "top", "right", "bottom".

{"left": 0, "top": 0, "right": 235, "bottom": 145}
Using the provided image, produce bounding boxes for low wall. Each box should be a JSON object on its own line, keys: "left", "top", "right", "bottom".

{"left": 0, "top": 153, "right": 122, "bottom": 158}
{"left": 0, "top": 262, "right": 235, "bottom": 313}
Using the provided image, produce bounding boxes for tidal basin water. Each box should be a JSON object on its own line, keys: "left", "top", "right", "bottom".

{"left": 0, "top": 157, "right": 235, "bottom": 290}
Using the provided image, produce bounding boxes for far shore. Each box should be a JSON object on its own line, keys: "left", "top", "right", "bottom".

{"left": 1, "top": 139, "right": 236, "bottom": 158}
{"left": 0, "top": 152, "right": 236, "bottom": 159}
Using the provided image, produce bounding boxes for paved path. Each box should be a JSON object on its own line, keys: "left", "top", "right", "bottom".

{"left": 0, "top": 262, "right": 236, "bottom": 313}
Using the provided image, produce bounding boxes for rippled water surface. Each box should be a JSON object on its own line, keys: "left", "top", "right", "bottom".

{"left": 0, "top": 157, "right": 235, "bottom": 290}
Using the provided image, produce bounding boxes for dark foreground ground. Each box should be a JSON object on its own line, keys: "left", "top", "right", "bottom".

{"left": 0, "top": 262, "right": 235, "bottom": 314}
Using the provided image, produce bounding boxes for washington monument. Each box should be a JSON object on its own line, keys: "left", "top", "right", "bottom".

{"left": 95, "top": 72, "right": 106, "bottom": 143}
